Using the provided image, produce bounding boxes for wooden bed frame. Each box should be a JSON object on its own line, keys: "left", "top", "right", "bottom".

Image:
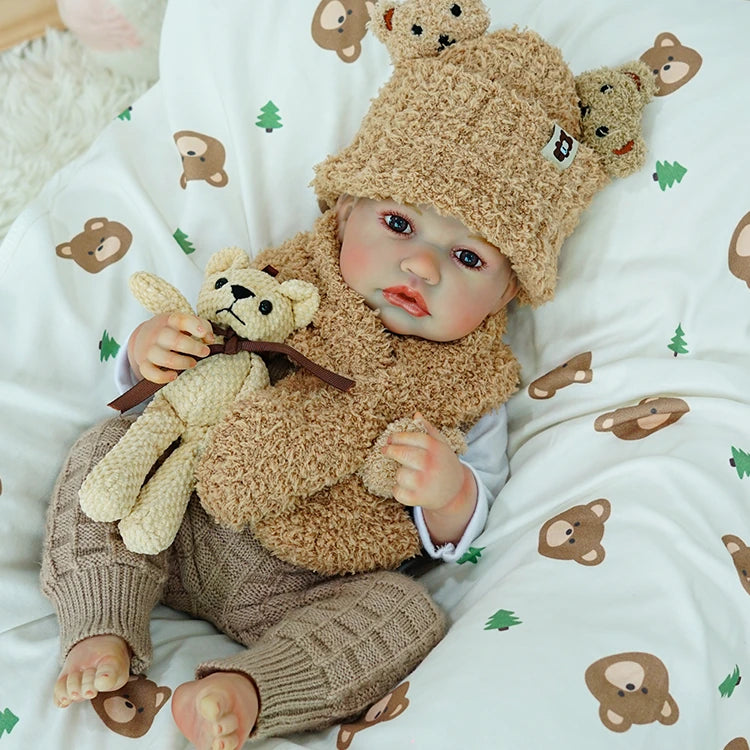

{"left": 0, "top": 0, "right": 65, "bottom": 51}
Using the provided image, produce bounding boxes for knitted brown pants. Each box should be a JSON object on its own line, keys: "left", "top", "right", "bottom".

{"left": 41, "top": 416, "right": 446, "bottom": 739}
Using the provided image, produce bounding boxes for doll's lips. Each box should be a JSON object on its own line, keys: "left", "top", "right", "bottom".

{"left": 612, "top": 140, "right": 635, "bottom": 155}
{"left": 217, "top": 307, "right": 246, "bottom": 326}
{"left": 382, "top": 286, "right": 429, "bottom": 317}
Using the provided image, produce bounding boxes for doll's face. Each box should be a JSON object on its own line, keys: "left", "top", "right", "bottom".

{"left": 337, "top": 197, "right": 517, "bottom": 341}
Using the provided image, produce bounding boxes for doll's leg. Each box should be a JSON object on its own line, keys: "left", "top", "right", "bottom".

{"left": 163, "top": 505, "right": 446, "bottom": 744}
{"left": 40, "top": 416, "right": 170, "bottom": 706}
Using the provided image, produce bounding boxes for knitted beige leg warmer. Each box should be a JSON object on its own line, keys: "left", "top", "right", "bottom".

{"left": 196, "top": 570, "right": 446, "bottom": 739}
{"left": 40, "top": 416, "right": 169, "bottom": 674}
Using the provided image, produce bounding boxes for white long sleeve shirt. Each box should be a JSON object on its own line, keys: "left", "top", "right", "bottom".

{"left": 114, "top": 347, "right": 509, "bottom": 562}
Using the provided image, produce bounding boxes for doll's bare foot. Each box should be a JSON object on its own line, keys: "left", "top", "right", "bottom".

{"left": 53, "top": 634, "right": 131, "bottom": 707}
{"left": 172, "top": 672, "right": 259, "bottom": 750}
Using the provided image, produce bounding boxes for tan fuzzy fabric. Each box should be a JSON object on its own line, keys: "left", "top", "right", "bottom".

{"left": 313, "top": 28, "right": 610, "bottom": 307}
{"left": 196, "top": 210, "right": 520, "bottom": 575}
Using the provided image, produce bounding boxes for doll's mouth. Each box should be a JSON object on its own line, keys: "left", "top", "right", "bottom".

{"left": 437, "top": 35, "right": 456, "bottom": 52}
{"left": 382, "top": 286, "right": 429, "bottom": 317}
{"left": 216, "top": 306, "right": 246, "bottom": 326}
{"left": 612, "top": 140, "right": 635, "bottom": 155}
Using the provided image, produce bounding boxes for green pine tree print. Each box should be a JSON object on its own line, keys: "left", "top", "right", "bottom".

{"left": 99, "top": 330, "right": 121, "bottom": 362}
{"left": 484, "top": 609, "right": 522, "bottom": 632}
{"left": 117, "top": 105, "right": 133, "bottom": 121}
{"left": 653, "top": 160, "right": 687, "bottom": 191}
{"left": 256, "top": 101, "right": 283, "bottom": 133}
{"left": 730, "top": 447, "right": 750, "bottom": 479}
{"left": 0, "top": 708, "right": 18, "bottom": 737}
{"left": 457, "top": 546, "right": 485, "bottom": 564}
{"left": 668, "top": 323, "right": 688, "bottom": 356}
{"left": 719, "top": 665, "right": 741, "bottom": 697}
{"left": 173, "top": 228, "right": 196, "bottom": 255}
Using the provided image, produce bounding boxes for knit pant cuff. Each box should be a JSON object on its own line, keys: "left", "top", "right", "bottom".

{"left": 198, "top": 640, "right": 336, "bottom": 738}
{"left": 48, "top": 566, "right": 163, "bottom": 675}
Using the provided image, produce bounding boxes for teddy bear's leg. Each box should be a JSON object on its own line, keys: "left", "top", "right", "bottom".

{"left": 118, "top": 439, "right": 200, "bottom": 554}
{"left": 79, "top": 395, "right": 184, "bottom": 522}
{"left": 41, "top": 417, "right": 170, "bottom": 689}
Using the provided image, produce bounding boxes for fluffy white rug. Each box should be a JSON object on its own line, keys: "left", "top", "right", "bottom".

{"left": 0, "top": 28, "right": 154, "bottom": 242}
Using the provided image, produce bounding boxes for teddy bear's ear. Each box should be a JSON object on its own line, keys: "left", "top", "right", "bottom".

{"left": 616, "top": 59, "right": 658, "bottom": 104}
{"left": 205, "top": 246, "right": 250, "bottom": 276}
{"left": 129, "top": 272, "right": 194, "bottom": 316}
{"left": 279, "top": 279, "right": 320, "bottom": 329}
{"left": 369, "top": 0, "right": 399, "bottom": 44}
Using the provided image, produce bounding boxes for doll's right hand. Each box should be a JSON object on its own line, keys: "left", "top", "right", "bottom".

{"left": 128, "top": 312, "right": 215, "bottom": 383}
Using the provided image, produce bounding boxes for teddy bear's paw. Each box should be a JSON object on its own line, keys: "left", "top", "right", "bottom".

{"left": 118, "top": 512, "right": 179, "bottom": 555}
{"left": 78, "top": 468, "right": 140, "bottom": 522}
{"left": 358, "top": 417, "right": 467, "bottom": 498}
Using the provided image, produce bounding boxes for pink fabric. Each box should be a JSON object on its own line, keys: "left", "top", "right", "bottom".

{"left": 57, "top": 0, "right": 141, "bottom": 51}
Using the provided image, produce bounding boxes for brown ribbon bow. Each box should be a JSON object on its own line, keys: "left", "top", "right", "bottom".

{"left": 108, "top": 327, "right": 355, "bottom": 413}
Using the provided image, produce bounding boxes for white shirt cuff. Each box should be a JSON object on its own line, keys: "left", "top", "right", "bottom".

{"left": 412, "top": 461, "right": 489, "bottom": 563}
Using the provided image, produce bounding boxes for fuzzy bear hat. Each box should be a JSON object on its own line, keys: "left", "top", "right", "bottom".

{"left": 313, "top": 3, "right": 617, "bottom": 307}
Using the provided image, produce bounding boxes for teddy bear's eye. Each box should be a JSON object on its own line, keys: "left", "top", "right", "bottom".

{"left": 595, "top": 125, "right": 609, "bottom": 138}
{"left": 411, "top": 24, "right": 423, "bottom": 36}
{"left": 600, "top": 84, "right": 613, "bottom": 94}
{"left": 451, "top": 4, "right": 462, "bottom": 16}
{"left": 215, "top": 277, "right": 228, "bottom": 289}
{"left": 259, "top": 300, "right": 273, "bottom": 315}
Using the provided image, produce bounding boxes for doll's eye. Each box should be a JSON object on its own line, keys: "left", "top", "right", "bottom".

{"left": 259, "top": 300, "right": 273, "bottom": 315}
{"left": 411, "top": 24, "right": 423, "bottom": 36}
{"left": 384, "top": 214, "right": 413, "bottom": 234}
{"left": 451, "top": 4, "right": 462, "bottom": 16}
{"left": 600, "top": 84, "right": 613, "bottom": 93}
{"left": 454, "top": 249, "right": 483, "bottom": 269}
{"left": 215, "top": 277, "right": 228, "bottom": 289}
{"left": 595, "top": 125, "right": 610, "bottom": 138}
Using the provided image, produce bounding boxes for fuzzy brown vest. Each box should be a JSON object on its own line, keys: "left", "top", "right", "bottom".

{"left": 196, "top": 210, "right": 519, "bottom": 575}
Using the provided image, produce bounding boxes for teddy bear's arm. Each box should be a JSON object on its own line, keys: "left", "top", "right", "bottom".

{"left": 235, "top": 353, "right": 271, "bottom": 400}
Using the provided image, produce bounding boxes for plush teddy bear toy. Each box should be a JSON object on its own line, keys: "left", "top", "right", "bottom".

{"left": 575, "top": 60, "right": 657, "bottom": 178}
{"left": 78, "top": 246, "right": 320, "bottom": 554}
{"left": 370, "top": 0, "right": 490, "bottom": 63}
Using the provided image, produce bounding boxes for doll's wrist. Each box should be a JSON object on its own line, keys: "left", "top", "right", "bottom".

{"left": 421, "top": 465, "right": 478, "bottom": 546}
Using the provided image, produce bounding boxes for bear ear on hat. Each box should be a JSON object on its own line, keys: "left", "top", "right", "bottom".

{"left": 575, "top": 59, "right": 656, "bottom": 179}
{"left": 369, "top": 0, "right": 399, "bottom": 44}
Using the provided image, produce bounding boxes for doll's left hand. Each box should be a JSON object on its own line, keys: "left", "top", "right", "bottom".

{"left": 382, "top": 413, "right": 466, "bottom": 510}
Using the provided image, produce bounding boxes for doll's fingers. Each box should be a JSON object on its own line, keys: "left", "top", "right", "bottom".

{"left": 166, "top": 312, "right": 214, "bottom": 342}
{"left": 158, "top": 327, "right": 212, "bottom": 358}
{"left": 382, "top": 442, "right": 426, "bottom": 472}
{"left": 146, "top": 346, "right": 200, "bottom": 375}
{"left": 139, "top": 360, "right": 179, "bottom": 384}
{"left": 413, "top": 412, "right": 450, "bottom": 445}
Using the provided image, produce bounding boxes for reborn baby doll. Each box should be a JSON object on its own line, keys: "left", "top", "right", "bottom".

{"left": 42, "top": 4, "right": 653, "bottom": 747}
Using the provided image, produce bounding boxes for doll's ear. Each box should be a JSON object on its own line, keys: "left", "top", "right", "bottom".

{"left": 205, "top": 246, "right": 250, "bottom": 275}
{"left": 279, "top": 280, "right": 320, "bottom": 329}
{"left": 370, "top": 0, "right": 399, "bottom": 44}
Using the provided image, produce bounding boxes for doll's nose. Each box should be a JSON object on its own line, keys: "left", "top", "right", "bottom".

{"left": 231, "top": 284, "right": 255, "bottom": 300}
{"left": 400, "top": 251, "right": 440, "bottom": 284}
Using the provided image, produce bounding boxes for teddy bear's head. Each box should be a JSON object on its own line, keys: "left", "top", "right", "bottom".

{"left": 575, "top": 60, "right": 656, "bottom": 178}
{"left": 370, "top": 0, "right": 490, "bottom": 64}
{"left": 196, "top": 247, "right": 319, "bottom": 343}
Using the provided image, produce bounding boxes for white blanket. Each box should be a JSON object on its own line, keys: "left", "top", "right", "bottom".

{"left": 1, "top": 0, "right": 749, "bottom": 747}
